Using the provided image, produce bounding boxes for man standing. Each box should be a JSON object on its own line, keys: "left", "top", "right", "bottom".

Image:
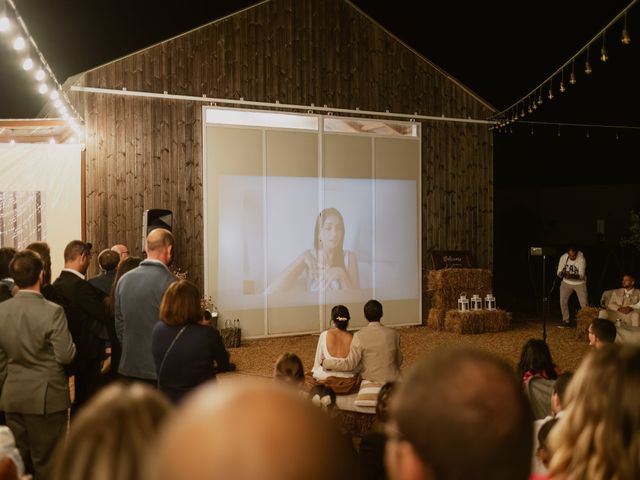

{"left": 386, "top": 347, "right": 533, "bottom": 480}
{"left": 0, "top": 247, "right": 17, "bottom": 301}
{"left": 322, "top": 299, "right": 402, "bottom": 384}
{"left": 115, "top": 228, "right": 176, "bottom": 383}
{"left": 52, "top": 241, "right": 108, "bottom": 413}
{"left": 598, "top": 273, "right": 640, "bottom": 327}
{"left": 0, "top": 250, "right": 76, "bottom": 480}
{"left": 556, "top": 245, "right": 588, "bottom": 326}
{"left": 111, "top": 244, "right": 130, "bottom": 261}
{"left": 89, "top": 248, "right": 121, "bottom": 295}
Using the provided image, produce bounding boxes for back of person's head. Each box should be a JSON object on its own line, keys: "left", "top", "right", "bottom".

{"left": 0, "top": 456, "right": 18, "bottom": 480}
{"left": 390, "top": 347, "right": 533, "bottom": 480}
{"left": 63, "top": 240, "right": 92, "bottom": 262}
{"left": 150, "top": 378, "right": 362, "bottom": 480}
{"left": 309, "top": 384, "right": 336, "bottom": 413}
{"left": 590, "top": 318, "right": 617, "bottom": 345}
{"left": 331, "top": 304, "right": 350, "bottom": 330}
{"left": 146, "top": 228, "right": 174, "bottom": 258}
{"left": 375, "top": 381, "right": 396, "bottom": 424}
{"left": 537, "top": 417, "right": 559, "bottom": 469}
{"left": 26, "top": 242, "right": 51, "bottom": 285}
{"left": 9, "top": 250, "right": 43, "bottom": 289}
{"left": 97, "top": 248, "right": 120, "bottom": 272}
{"left": 274, "top": 352, "right": 304, "bottom": 386}
{"left": 549, "top": 345, "right": 640, "bottom": 479}
{"left": 0, "top": 247, "right": 17, "bottom": 279}
{"left": 517, "top": 339, "right": 557, "bottom": 380}
{"left": 364, "top": 299, "right": 383, "bottom": 322}
{"left": 160, "top": 280, "right": 201, "bottom": 327}
{"left": 552, "top": 372, "right": 573, "bottom": 411}
{"left": 52, "top": 382, "right": 172, "bottom": 480}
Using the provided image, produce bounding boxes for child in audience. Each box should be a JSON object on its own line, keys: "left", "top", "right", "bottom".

{"left": 274, "top": 352, "right": 305, "bottom": 388}
{"left": 309, "top": 384, "right": 337, "bottom": 415}
{"left": 518, "top": 339, "right": 560, "bottom": 384}
{"left": 530, "top": 417, "right": 558, "bottom": 480}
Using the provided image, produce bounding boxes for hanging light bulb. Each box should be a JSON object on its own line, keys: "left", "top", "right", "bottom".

{"left": 600, "top": 35, "right": 608, "bottom": 61}
{"left": 22, "top": 58, "right": 33, "bottom": 70}
{"left": 0, "top": 15, "right": 10, "bottom": 32}
{"left": 38, "top": 83, "right": 48, "bottom": 94}
{"left": 13, "top": 35, "right": 25, "bottom": 50}
{"left": 548, "top": 87, "right": 554, "bottom": 100}
{"left": 520, "top": 105, "right": 525, "bottom": 118}
{"left": 35, "top": 69, "right": 45, "bottom": 81}
{"left": 569, "top": 60, "right": 577, "bottom": 84}
{"left": 537, "top": 89, "right": 543, "bottom": 105}
{"left": 50, "top": 90, "right": 59, "bottom": 100}
{"left": 621, "top": 12, "right": 631, "bottom": 44}
{"left": 584, "top": 46, "right": 592, "bottom": 74}
{"left": 528, "top": 99, "right": 533, "bottom": 113}
{"left": 559, "top": 70, "right": 566, "bottom": 93}
{"left": 53, "top": 99, "right": 62, "bottom": 108}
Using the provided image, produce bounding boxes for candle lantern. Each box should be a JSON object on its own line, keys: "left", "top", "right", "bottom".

{"left": 471, "top": 294, "right": 482, "bottom": 311}
{"left": 458, "top": 293, "right": 469, "bottom": 312}
{"left": 484, "top": 293, "right": 496, "bottom": 310}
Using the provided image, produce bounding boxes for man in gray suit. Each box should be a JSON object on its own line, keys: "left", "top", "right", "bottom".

{"left": 322, "top": 299, "right": 402, "bottom": 383}
{"left": 0, "top": 250, "right": 76, "bottom": 480}
{"left": 115, "top": 228, "right": 176, "bottom": 383}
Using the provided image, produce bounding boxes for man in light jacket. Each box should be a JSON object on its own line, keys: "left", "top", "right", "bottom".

{"left": 556, "top": 245, "right": 588, "bottom": 326}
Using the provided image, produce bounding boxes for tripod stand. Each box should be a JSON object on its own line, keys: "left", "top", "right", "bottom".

{"left": 541, "top": 256, "right": 560, "bottom": 342}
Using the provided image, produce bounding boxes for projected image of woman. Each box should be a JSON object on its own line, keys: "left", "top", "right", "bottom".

{"left": 268, "top": 207, "right": 360, "bottom": 293}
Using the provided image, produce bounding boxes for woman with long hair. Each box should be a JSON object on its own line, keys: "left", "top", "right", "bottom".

{"left": 26, "top": 241, "right": 54, "bottom": 300}
{"left": 268, "top": 207, "right": 360, "bottom": 293}
{"left": 548, "top": 345, "right": 640, "bottom": 479}
{"left": 517, "top": 338, "right": 559, "bottom": 384}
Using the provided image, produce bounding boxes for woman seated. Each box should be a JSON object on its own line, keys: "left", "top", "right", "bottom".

{"left": 517, "top": 338, "right": 560, "bottom": 384}
{"left": 152, "top": 279, "right": 230, "bottom": 404}
{"left": 310, "top": 305, "right": 359, "bottom": 394}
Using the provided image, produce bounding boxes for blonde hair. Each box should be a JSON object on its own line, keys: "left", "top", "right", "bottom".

{"left": 274, "top": 352, "right": 304, "bottom": 386}
{"left": 548, "top": 345, "right": 640, "bottom": 480}
{"left": 52, "top": 382, "right": 172, "bottom": 480}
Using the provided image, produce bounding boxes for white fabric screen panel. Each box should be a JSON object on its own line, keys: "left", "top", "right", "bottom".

{"left": 0, "top": 144, "right": 83, "bottom": 281}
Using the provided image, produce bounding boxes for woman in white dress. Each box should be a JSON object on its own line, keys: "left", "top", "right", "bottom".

{"left": 310, "top": 306, "right": 359, "bottom": 393}
{"left": 267, "top": 208, "right": 360, "bottom": 293}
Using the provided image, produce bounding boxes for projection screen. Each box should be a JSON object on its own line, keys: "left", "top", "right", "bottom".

{"left": 203, "top": 107, "right": 421, "bottom": 337}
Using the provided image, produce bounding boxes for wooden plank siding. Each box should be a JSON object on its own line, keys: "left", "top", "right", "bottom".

{"left": 74, "top": 0, "right": 494, "bottom": 296}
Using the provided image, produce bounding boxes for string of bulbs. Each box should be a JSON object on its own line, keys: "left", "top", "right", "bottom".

{"left": 0, "top": 0, "right": 83, "bottom": 140}
{"left": 493, "top": 0, "right": 637, "bottom": 128}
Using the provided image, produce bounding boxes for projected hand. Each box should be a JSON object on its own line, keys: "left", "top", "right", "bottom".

{"left": 320, "top": 266, "right": 350, "bottom": 290}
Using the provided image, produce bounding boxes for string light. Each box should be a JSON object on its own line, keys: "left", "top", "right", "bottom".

{"left": 21, "top": 57, "right": 32, "bottom": 70}
{"left": 621, "top": 12, "right": 631, "bottom": 44}
{"left": 35, "top": 68, "right": 45, "bottom": 81}
{"left": 600, "top": 34, "right": 608, "bottom": 61}
{"left": 12, "top": 35, "right": 24, "bottom": 49}
{"left": 0, "top": 15, "right": 9, "bottom": 32}
{"left": 569, "top": 60, "right": 577, "bottom": 84}
{"left": 585, "top": 47, "right": 593, "bottom": 74}
{"left": 559, "top": 69, "right": 566, "bottom": 93}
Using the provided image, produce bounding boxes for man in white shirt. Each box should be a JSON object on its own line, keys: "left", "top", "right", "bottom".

{"left": 556, "top": 246, "right": 588, "bottom": 326}
{"left": 598, "top": 273, "right": 640, "bottom": 327}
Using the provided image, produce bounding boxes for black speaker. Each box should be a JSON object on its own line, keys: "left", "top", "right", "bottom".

{"left": 142, "top": 208, "right": 173, "bottom": 250}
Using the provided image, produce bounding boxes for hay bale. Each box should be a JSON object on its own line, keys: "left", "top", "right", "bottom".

{"left": 444, "top": 309, "right": 512, "bottom": 335}
{"left": 575, "top": 307, "right": 600, "bottom": 340}
{"left": 427, "top": 308, "right": 445, "bottom": 330}
{"left": 429, "top": 268, "right": 493, "bottom": 310}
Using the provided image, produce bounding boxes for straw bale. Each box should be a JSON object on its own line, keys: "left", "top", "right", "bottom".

{"left": 429, "top": 268, "right": 493, "bottom": 310}
{"left": 427, "top": 308, "right": 445, "bottom": 330}
{"left": 443, "top": 309, "right": 511, "bottom": 335}
{"left": 575, "top": 307, "right": 599, "bottom": 340}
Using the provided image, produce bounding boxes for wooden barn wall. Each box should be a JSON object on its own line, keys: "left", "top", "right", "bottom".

{"left": 77, "top": 0, "right": 494, "bottom": 295}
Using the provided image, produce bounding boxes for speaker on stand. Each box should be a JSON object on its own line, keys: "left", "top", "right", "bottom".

{"left": 529, "top": 246, "right": 557, "bottom": 342}
{"left": 142, "top": 209, "right": 173, "bottom": 253}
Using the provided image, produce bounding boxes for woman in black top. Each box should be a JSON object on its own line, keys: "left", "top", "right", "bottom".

{"left": 152, "top": 279, "right": 230, "bottom": 404}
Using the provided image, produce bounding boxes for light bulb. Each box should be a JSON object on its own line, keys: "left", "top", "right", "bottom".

{"left": 50, "top": 90, "right": 59, "bottom": 100}
{"left": 537, "top": 95, "right": 543, "bottom": 105}
{"left": 53, "top": 99, "right": 62, "bottom": 108}
{"left": 585, "top": 60, "right": 592, "bottom": 74}
{"left": 621, "top": 28, "right": 631, "bottom": 45}
{"left": 548, "top": 89, "right": 554, "bottom": 100}
{"left": 38, "top": 83, "right": 48, "bottom": 94}
{"left": 559, "top": 81, "right": 566, "bottom": 93}
{"left": 13, "top": 36, "right": 25, "bottom": 50}
{"left": 35, "top": 69, "right": 45, "bottom": 81}
{"left": 0, "top": 16, "right": 10, "bottom": 32}
{"left": 528, "top": 105, "right": 533, "bottom": 113}
{"left": 600, "top": 46, "right": 608, "bottom": 62}
{"left": 569, "top": 72, "right": 577, "bottom": 85}
{"left": 22, "top": 58, "right": 33, "bottom": 70}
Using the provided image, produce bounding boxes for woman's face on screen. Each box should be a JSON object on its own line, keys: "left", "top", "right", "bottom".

{"left": 319, "top": 214, "right": 344, "bottom": 250}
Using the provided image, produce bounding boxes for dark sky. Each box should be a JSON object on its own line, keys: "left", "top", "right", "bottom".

{"left": 1, "top": 0, "right": 639, "bottom": 185}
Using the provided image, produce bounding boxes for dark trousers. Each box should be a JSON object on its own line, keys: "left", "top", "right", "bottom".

{"left": 72, "top": 360, "right": 103, "bottom": 416}
{"left": 5, "top": 410, "right": 68, "bottom": 480}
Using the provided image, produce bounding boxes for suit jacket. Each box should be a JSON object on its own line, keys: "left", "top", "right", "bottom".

{"left": 51, "top": 270, "right": 108, "bottom": 372}
{"left": 0, "top": 291, "right": 76, "bottom": 414}
{"left": 607, "top": 288, "right": 640, "bottom": 310}
{"left": 115, "top": 260, "right": 176, "bottom": 380}
{"left": 323, "top": 322, "right": 402, "bottom": 383}
{"left": 88, "top": 269, "right": 116, "bottom": 296}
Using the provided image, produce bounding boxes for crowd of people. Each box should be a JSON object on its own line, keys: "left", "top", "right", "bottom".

{"left": 1, "top": 235, "right": 640, "bottom": 480}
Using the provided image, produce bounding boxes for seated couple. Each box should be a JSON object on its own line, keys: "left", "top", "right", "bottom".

{"left": 310, "top": 299, "right": 402, "bottom": 395}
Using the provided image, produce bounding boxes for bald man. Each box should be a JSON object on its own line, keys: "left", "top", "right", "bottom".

{"left": 111, "top": 244, "right": 130, "bottom": 260}
{"left": 386, "top": 347, "right": 533, "bottom": 480}
{"left": 149, "top": 378, "right": 362, "bottom": 480}
{"left": 115, "top": 229, "right": 175, "bottom": 383}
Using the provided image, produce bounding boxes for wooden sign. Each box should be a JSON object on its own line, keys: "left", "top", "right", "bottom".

{"left": 430, "top": 250, "right": 475, "bottom": 269}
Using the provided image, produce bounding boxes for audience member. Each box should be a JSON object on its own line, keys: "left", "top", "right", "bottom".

{"left": 588, "top": 318, "right": 617, "bottom": 348}
{"left": 322, "top": 299, "right": 402, "bottom": 384}
{"left": 149, "top": 378, "right": 362, "bottom": 480}
{"left": 52, "top": 382, "right": 171, "bottom": 480}
{"left": 25, "top": 242, "right": 54, "bottom": 301}
{"left": 358, "top": 381, "right": 397, "bottom": 480}
{"left": 115, "top": 229, "right": 175, "bottom": 384}
{"left": 274, "top": 352, "right": 305, "bottom": 388}
{"left": 310, "top": 305, "right": 359, "bottom": 394}
{"left": 0, "top": 248, "right": 16, "bottom": 301}
{"left": 532, "top": 418, "right": 559, "bottom": 479}
{"left": 598, "top": 273, "right": 640, "bottom": 327}
{"left": 387, "top": 347, "right": 533, "bottom": 480}
{"left": 111, "top": 244, "right": 130, "bottom": 261}
{"left": 556, "top": 245, "right": 588, "bottom": 326}
{"left": 88, "top": 249, "right": 120, "bottom": 295}
{"left": 308, "top": 384, "right": 337, "bottom": 415}
{"left": 548, "top": 345, "right": 640, "bottom": 479}
{"left": 0, "top": 250, "right": 76, "bottom": 480}
{"left": 52, "top": 240, "right": 109, "bottom": 413}
{"left": 0, "top": 426, "right": 25, "bottom": 479}
{"left": 518, "top": 339, "right": 560, "bottom": 419}
{"left": 152, "top": 280, "right": 230, "bottom": 404}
